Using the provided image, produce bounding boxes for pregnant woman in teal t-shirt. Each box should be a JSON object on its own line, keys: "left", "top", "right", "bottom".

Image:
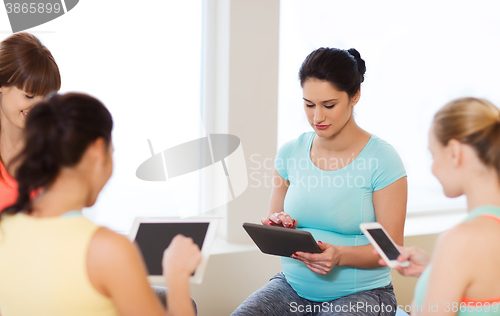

{"left": 232, "top": 48, "right": 407, "bottom": 315}
{"left": 377, "top": 98, "right": 500, "bottom": 316}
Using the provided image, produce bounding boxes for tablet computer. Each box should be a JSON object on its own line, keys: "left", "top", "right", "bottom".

{"left": 243, "top": 222, "right": 322, "bottom": 257}
{"left": 129, "top": 217, "right": 218, "bottom": 285}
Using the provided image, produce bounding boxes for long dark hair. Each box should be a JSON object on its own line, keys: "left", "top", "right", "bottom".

{"left": 299, "top": 47, "right": 366, "bottom": 98}
{"left": 2, "top": 93, "right": 113, "bottom": 215}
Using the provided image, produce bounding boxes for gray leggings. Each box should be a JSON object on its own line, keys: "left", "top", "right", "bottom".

{"left": 232, "top": 272, "right": 396, "bottom": 316}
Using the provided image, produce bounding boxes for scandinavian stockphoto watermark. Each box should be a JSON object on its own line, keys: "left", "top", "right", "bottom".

{"left": 289, "top": 301, "right": 395, "bottom": 314}
{"left": 249, "top": 154, "right": 379, "bottom": 191}
{"left": 3, "top": 0, "right": 79, "bottom": 33}
{"left": 289, "top": 301, "right": 500, "bottom": 314}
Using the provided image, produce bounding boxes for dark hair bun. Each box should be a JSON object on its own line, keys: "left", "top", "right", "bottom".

{"left": 299, "top": 47, "right": 366, "bottom": 97}
{"left": 347, "top": 48, "right": 366, "bottom": 82}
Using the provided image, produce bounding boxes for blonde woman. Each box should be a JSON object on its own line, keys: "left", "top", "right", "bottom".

{"left": 379, "top": 98, "right": 500, "bottom": 316}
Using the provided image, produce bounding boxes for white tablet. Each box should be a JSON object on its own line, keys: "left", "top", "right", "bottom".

{"left": 129, "top": 217, "right": 219, "bottom": 285}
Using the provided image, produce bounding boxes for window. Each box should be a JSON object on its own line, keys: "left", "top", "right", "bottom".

{"left": 0, "top": 1, "right": 204, "bottom": 232}
{"left": 279, "top": 0, "right": 500, "bottom": 213}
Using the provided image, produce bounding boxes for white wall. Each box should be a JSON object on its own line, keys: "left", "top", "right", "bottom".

{"left": 191, "top": 247, "right": 282, "bottom": 315}
{"left": 202, "top": 0, "right": 281, "bottom": 242}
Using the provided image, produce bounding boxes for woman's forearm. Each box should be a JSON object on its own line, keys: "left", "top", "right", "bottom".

{"left": 165, "top": 274, "right": 196, "bottom": 316}
{"left": 337, "top": 244, "right": 381, "bottom": 269}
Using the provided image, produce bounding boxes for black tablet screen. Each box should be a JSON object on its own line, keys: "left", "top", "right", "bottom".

{"left": 134, "top": 222, "right": 209, "bottom": 275}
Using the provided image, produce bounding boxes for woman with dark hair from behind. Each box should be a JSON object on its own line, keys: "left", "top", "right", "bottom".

{"left": 0, "top": 32, "right": 61, "bottom": 211}
{"left": 233, "top": 48, "right": 407, "bottom": 315}
{"left": 0, "top": 93, "right": 201, "bottom": 316}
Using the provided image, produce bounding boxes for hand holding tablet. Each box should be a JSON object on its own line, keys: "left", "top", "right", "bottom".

{"left": 162, "top": 235, "right": 202, "bottom": 280}
{"left": 243, "top": 223, "right": 322, "bottom": 257}
{"left": 261, "top": 211, "right": 298, "bottom": 229}
{"left": 129, "top": 217, "right": 218, "bottom": 285}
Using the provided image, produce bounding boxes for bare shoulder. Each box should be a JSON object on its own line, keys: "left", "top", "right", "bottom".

{"left": 463, "top": 216, "right": 500, "bottom": 246}
{"left": 87, "top": 227, "right": 144, "bottom": 296}
{"left": 91, "top": 227, "right": 132, "bottom": 248}
{"left": 434, "top": 217, "right": 500, "bottom": 285}
{"left": 434, "top": 220, "right": 493, "bottom": 258}
{"left": 89, "top": 227, "right": 138, "bottom": 266}
{"left": 428, "top": 223, "right": 481, "bottom": 282}
{"left": 437, "top": 222, "right": 472, "bottom": 244}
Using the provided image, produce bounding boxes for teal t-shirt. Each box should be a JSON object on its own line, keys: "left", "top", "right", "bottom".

{"left": 414, "top": 206, "right": 500, "bottom": 315}
{"left": 276, "top": 132, "right": 406, "bottom": 302}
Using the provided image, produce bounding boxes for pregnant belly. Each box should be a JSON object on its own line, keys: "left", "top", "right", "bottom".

{"left": 281, "top": 228, "right": 391, "bottom": 301}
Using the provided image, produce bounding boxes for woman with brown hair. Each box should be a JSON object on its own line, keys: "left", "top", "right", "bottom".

{"left": 0, "top": 32, "right": 61, "bottom": 211}
{"left": 379, "top": 98, "right": 500, "bottom": 315}
{"left": 0, "top": 92, "right": 201, "bottom": 316}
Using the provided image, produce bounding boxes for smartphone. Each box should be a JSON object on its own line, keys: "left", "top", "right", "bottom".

{"left": 359, "top": 222, "right": 410, "bottom": 269}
